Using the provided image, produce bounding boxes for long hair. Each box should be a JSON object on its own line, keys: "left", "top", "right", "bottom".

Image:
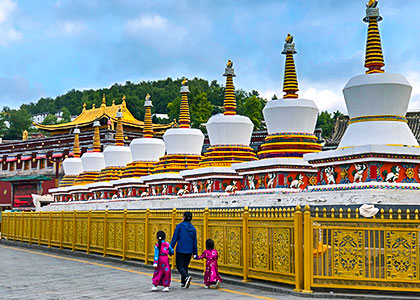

{"left": 183, "top": 211, "right": 192, "bottom": 222}
{"left": 206, "top": 238, "right": 214, "bottom": 250}
{"left": 157, "top": 230, "right": 166, "bottom": 251}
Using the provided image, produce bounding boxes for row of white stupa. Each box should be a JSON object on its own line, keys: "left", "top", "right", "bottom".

{"left": 54, "top": 0, "right": 420, "bottom": 200}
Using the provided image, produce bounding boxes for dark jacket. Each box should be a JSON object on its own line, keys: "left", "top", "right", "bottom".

{"left": 170, "top": 221, "right": 198, "bottom": 255}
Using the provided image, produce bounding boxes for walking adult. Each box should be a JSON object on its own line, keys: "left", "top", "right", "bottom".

{"left": 170, "top": 211, "right": 197, "bottom": 288}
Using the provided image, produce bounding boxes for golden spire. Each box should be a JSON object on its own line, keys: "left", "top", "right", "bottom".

{"left": 73, "top": 127, "right": 81, "bottom": 158}
{"left": 82, "top": 103, "right": 86, "bottom": 112}
{"left": 143, "top": 93, "right": 153, "bottom": 138}
{"left": 223, "top": 59, "right": 236, "bottom": 115}
{"left": 122, "top": 95, "right": 127, "bottom": 107}
{"left": 92, "top": 103, "right": 96, "bottom": 109}
{"left": 22, "top": 129, "right": 28, "bottom": 141}
{"left": 179, "top": 79, "right": 191, "bottom": 128}
{"left": 363, "top": 0, "right": 384, "bottom": 74}
{"left": 101, "top": 94, "right": 106, "bottom": 109}
{"left": 92, "top": 118, "right": 101, "bottom": 152}
{"left": 115, "top": 108, "right": 124, "bottom": 146}
{"left": 282, "top": 33, "right": 299, "bottom": 99}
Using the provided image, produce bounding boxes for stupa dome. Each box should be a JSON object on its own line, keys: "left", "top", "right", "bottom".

{"left": 103, "top": 107, "right": 133, "bottom": 167}
{"left": 62, "top": 127, "right": 83, "bottom": 175}
{"left": 206, "top": 114, "right": 253, "bottom": 145}
{"left": 130, "top": 94, "right": 166, "bottom": 161}
{"left": 263, "top": 98, "right": 318, "bottom": 135}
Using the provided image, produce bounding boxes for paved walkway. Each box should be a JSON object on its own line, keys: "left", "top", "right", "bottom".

{"left": 0, "top": 244, "right": 314, "bottom": 300}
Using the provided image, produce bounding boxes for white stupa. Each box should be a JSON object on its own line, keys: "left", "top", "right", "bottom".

{"left": 102, "top": 105, "right": 133, "bottom": 174}
{"left": 232, "top": 35, "right": 321, "bottom": 191}
{"left": 304, "top": 1, "right": 420, "bottom": 189}
{"left": 141, "top": 79, "right": 204, "bottom": 196}
{"left": 180, "top": 60, "right": 257, "bottom": 193}
{"left": 61, "top": 127, "right": 84, "bottom": 185}
{"left": 111, "top": 94, "right": 165, "bottom": 197}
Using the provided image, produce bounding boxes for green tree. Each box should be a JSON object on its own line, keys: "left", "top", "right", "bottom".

{"left": 238, "top": 95, "right": 266, "bottom": 130}
{"left": 191, "top": 92, "right": 213, "bottom": 129}
{"left": 61, "top": 107, "right": 71, "bottom": 123}
{"left": 3, "top": 108, "right": 33, "bottom": 140}
{"left": 42, "top": 114, "right": 58, "bottom": 125}
{"left": 316, "top": 111, "right": 335, "bottom": 138}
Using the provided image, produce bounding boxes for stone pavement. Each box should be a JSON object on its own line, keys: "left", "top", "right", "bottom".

{"left": 0, "top": 244, "right": 317, "bottom": 300}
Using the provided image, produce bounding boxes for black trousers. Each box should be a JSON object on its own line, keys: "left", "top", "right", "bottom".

{"left": 176, "top": 252, "right": 192, "bottom": 284}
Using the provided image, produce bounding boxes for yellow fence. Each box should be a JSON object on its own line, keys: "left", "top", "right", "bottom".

{"left": 2, "top": 206, "right": 420, "bottom": 293}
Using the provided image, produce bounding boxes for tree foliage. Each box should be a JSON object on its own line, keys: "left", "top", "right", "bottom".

{"left": 2, "top": 107, "right": 33, "bottom": 140}
{"left": 316, "top": 110, "right": 343, "bottom": 139}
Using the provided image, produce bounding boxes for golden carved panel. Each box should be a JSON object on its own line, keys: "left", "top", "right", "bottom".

{"left": 251, "top": 227, "right": 269, "bottom": 270}
{"left": 273, "top": 228, "right": 291, "bottom": 273}
{"left": 333, "top": 230, "right": 364, "bottom": 278}
{"left": 386, "top": 231, "right": 417, "bottom": 280}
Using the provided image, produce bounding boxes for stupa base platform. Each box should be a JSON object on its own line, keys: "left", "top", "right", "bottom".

{"left": 67, "top": 185, "right": 92, "bottom": 201}
{"left": 49, "top": 187, "right": 72, "bottom": 202}
{"left": 41, "top": 184, "right": 420, "bottom": 211}
{"left": 305, "top": 145, "right": 420, "bottom": 185}
{"left": 85, "top": 181, "right": 117, "bottom": 200}
{"left": 141, "top": 172, "right": 190, "bottom": 196}
{"left": 110, "top": 178, "right": 148, "bottom": 198}
{"left": 232, "top": 158, "right": 317, "bottom": 190}
{"left": 180, "top": 167, "right": 243, "bottom": 193}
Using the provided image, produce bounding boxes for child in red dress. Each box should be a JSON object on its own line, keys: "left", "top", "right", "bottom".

{"left": 152, "top": 231, "right": 174, "bottom": 292}
{"left": 194, "top": 239, "right": 221, "bottom": 289}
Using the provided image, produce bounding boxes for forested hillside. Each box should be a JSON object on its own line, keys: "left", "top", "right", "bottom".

{"left": 0, "top": 77, "right": 340, "bottom": 140}
{"left": 0, "top": 77, "right": 267, "bottom": 139}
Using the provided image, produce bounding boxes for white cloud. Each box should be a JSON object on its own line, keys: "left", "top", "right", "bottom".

{"left": 0, "top": 0, "right": 16, "bottom": 23}
{"left": 0, "top": 0, "right": 21, "bottom": 46}
{"left": 46, "top": 21, "right": 86, "bottom": 37}
{"left": 126, "top": 15, "right": 168, "bottom": 32}
{"left": 124, "top": 14, "right": 187, "bottom": 53}
{"left": 260, "top": 79, "right": 348, "bottom": 114}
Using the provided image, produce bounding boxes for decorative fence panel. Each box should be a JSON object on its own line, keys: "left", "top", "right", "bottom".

{"left": 307, "top": 207, "right": 420, "bottom": 292}
{"left": 3, "top": 206, "right": 420, "bottom": 293}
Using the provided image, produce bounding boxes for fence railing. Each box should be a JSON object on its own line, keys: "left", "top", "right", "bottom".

{"left": 2, "top": 206, "right": 420, "bottom": 293}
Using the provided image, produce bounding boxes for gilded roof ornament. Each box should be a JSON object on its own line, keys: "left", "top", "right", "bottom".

{"left": 285, "top": 33, "right": 293, "bottom": 44}
{"left": 144, "top": 93, "right": 153, "bottom": 107}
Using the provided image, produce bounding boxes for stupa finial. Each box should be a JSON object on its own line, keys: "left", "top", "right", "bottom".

{"left": 179, "top": 78, "right": 191, "bottom": 128}
{"left": 363, "top": 0, "right": 384, "bottom": 74}
{"left": 223, "top": 59, "right": 237, "bottom": 115}
{"left": 115, "top": 108, "right": 124, "bottom": 146}
{"left": 92, "top": 118, "right": 101, "bottom": 152}
{"left": 101, "top": 94, "right": 106, "bottom": 108}
{"left": 143, "top": 93, "right": 154, "bottom": 138}
{"left": 282, "top": 33, "right": 299, "bottom": 99}
{"left": 73, "top": 126, "right": 81, "bottom": 158}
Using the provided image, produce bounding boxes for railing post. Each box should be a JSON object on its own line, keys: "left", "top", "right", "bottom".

{"left": 103, "top": 209, "right": 108, "bottom": 257}
{"left": 29, "top": 211, "right": 33, "bottom": 244}
{"left": 48, "top": 211, "right": 52, "bottom": 248}
{"left": 6, "top": 212, "right": 10, "bottom": 240}
{"left": 20, "top": 211, "right": 24, "bottom": 242}
{"left": 38, "top": 212, "right": 41, "bottom": 245}
{"left": 122, "top": 209, "right": 127, "bottom": 260}
{"left": 13, "top": 211, "right": 17, "bottom": 241}
{"left": 60, "top": 211, "right": 64, "bottom": 249}
{"left": 171, "top": 208, "right": 177, "bottom": 269}
{"left": 294, "top": 205, "right": 304, "bottom": 292}
{"left": 87, "top": 210, "right": 92, "bottom": 254}
{"left": 72, "top": 210, "right": 77, "bottom": 251}
{"left": 242, "top": 206, "right": 249, "bottom": 282}
{"left": 302, "top": 205, "right": 313, "bottom": 293}
{"left": 144, "top": 208, "right": 150, "bottom": 264}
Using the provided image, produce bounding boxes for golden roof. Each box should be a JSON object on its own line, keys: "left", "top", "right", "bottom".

{"left": 34, "top": 97, "right": 174, "bottom": 134}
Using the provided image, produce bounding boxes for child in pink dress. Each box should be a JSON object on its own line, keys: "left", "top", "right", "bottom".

{"left": 152, "top": 231, "right": 174, "bottom": 292}
{"left": 194, "top": 239, "right": 221, "bottom": 289}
